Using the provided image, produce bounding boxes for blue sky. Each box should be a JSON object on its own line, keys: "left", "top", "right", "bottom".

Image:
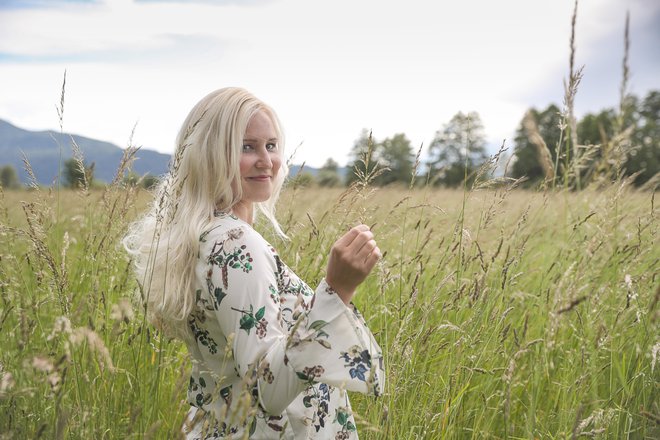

{"left": 0, "top": 0, "right": 658, "bottom": 167}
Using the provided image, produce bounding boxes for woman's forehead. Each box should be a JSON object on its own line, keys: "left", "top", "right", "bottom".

{"left": 245, "top": 111, "right": 277, "bottom": 137}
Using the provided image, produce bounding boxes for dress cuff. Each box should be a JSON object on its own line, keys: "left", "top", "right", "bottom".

{"left": 285, "top": 279, "right": 384, "bottom": 396}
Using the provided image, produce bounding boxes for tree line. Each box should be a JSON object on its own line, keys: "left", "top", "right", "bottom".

{"left": 2, "top": 90, "right": 657, "bottom": 191}
{"left": 0, "top": 158, "right": 159, "bottom": 190}
{"left": 292, "top": 89, "right": 658, "bottom": 190}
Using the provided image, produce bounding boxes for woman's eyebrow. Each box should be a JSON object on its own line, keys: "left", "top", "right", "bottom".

{"left": 243, "top": 137, "right": 279, "bottom": 143}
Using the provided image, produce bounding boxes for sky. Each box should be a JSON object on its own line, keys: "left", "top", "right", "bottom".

{"left": 0, "top": 0, "right": 658, "bottom": 168}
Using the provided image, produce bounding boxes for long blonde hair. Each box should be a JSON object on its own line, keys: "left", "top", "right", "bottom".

{"left": 123, "top": 87, "right": 288, "bottom": 339}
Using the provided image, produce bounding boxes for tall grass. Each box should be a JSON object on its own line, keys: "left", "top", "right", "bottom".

{"left": 2, "top": 180, "right": 656, "bottom": 439}
{"left": 278, "top": 184, "right": 658, "bottom": 439}
{"left": 0, "top": 183, "right": 190, "bottom": 439}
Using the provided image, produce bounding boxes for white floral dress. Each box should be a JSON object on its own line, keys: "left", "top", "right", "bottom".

{"left": 183, "top": 214, "right": 384, "bottom": 439}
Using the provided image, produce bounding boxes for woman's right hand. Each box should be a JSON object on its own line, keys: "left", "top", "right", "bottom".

{"left": 325, "top": 224, "right": 381, "bottom": 305}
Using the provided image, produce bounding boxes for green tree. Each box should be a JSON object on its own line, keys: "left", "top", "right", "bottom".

{"left": 375, "top": 133, "right": 415, "bottom": 186}
{"left": 575, "top": 108, "right": 616, "bottom": 184}
{"left": 141, "top": 174, "right": 160, "bottom": 190}
{"left": 510, "top": 90, "right": 658, "bottom": 189}
{"left": 287, "top": 171, "right": 315, "bottom": 189}
{"left": 345, "top": 130, "right": 414, "bottom": 187}
{"left": 0, "top": 165, "right": 21, "bottom": 189}
{"left": 510, "top": 104, "right": 562, "bottom": 187}
{"left": 427, "top": 111, "right": 488, "bottom": 187}
{"left": 123, "top": 171, "right": 140, "bottom": 187}
{"left": 626, "top": 90, "right": 660, "bottom": 186}
{"left": 345, "top": 129, "right": 380, "bottom": 186}
{"left": 122, "top": 171, "right": 159, "bottom": 189}
{"left": 63, "top": 158, "right": 95, "bottom": 188}
{"left": 578, "top": 109, "right": 616, "bottom": 146}
{"left": 575, "top": 90, "right": 657, "bottom": 187}
{"left": 317, "top": 158, "right": 341, "bottom": 187}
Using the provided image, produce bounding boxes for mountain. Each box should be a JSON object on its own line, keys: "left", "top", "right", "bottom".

{"left": 290, "top": 164, "right": 317, "bottom": 177}
{"left": 289, "top": 164, "right": 349, "bottom": 179}
{"left": 0, "top": 118, "right": 344, "bottom": 185}
{"left": 0, "top": 119, "right": 171, "bottom": 185}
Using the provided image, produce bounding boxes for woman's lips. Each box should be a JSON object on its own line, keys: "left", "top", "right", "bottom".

{"left": 247, "top": 176, "right": 271, "bottom": 181}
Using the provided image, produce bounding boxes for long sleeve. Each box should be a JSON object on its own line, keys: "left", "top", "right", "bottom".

{"left": 203, "top": 224, "right": 384, "bottom": 416}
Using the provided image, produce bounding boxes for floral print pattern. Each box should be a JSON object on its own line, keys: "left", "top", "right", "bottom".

{"left": 340, "top": 346, "right": 372, "bottom": 382}
{"left": 333, "top": 406, "right": 357, "bottom": 439}
{"left": 232, "top": 304, "right": 268, "bottom": 338}
{"left": 183, "top": 214, "right": 384, "bottom": 439}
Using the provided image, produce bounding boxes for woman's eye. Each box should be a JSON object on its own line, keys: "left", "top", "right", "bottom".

{"left": 266, "top": 143, "right": 278, "bottom": 151}
{"left": 242, "top": 144, "right": 253, "bottom": 152}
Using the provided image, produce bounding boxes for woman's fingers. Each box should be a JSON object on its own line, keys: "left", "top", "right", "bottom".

{"left": 335, "top": 225, "right": 378, "bottom": 267}
{"left": 345, "top": 228, "right": 374, "bottom": 251}
{"left": 365, "top": 245, "right": 382, "bottom": 266}
{"left": 348, "top": 233, "right": 381, "bottom": 273}
{"left": 356, "top": 238, "right": 378, "bottom": 261}
{"left": 335, "top": 224, "right": 370, "bottom": 247}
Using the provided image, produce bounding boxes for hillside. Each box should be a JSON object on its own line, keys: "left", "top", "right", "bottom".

{"left": 0, "top": 119, "right": 338, "bottom": 186}
{"left": 0, "top": 119, "right": 171, "bottom": 185}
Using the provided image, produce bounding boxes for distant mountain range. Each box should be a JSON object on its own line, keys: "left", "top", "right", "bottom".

{"left": 0, "top": 119, "right": 327, "bottom": 185}
{"left": 0, "top": 119, "right": 171, "bottom": 185}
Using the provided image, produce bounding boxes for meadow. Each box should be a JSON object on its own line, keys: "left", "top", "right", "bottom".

{"left": 0, "top": 177, "right": 657, "bottom": 439}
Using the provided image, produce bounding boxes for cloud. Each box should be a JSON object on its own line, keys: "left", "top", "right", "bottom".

{"left": 0, "top": 0, "right": 273, "bottom": 8}
{"left": 0, "top": 0, "right": 241, "bottom": 64}
{"left": 0, "top": 33, "right": 230, "bottom": 65}
{"left": 0, "top": 0, "right": 99, "bottom": 9}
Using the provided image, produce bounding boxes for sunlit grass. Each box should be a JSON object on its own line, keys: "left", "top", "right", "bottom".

{"left": 276, "top": 185, "right": 658, "bottom": 439}
{"left": 1, "top": 182, "right": 657, "bottom": 439}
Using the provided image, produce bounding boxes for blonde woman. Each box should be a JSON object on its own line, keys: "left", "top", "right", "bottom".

{"left": 124, "top": 87, "right": 384, "bottom": 439}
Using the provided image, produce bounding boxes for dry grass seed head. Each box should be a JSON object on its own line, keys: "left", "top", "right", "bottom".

{"left": 110, "top": 298, "right": 134, "bottom": 323}
{"left": 0, "top": 371, "right": 15, "bottom": 397}
{"left": 69, "top": 327, "right": 116, "bottom": 373}
{"left": 522, "top": 111, "right": 555, "bottom": 183}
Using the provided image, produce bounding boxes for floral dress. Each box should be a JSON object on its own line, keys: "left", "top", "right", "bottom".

{"left": 183, "top": 214, "right": 384, "bottom": 439}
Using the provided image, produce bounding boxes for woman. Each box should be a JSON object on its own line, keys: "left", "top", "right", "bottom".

{"left": 124, "top": 87, "right": 384, "bottom": 439}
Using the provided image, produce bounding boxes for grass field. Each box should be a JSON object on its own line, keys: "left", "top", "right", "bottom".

{"left": 0, "top": 180, "right": 657, "bottom": 439}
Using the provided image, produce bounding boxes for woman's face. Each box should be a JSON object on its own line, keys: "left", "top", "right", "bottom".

{"left": 238, "top": 110, "right": 281, "bottom": 206}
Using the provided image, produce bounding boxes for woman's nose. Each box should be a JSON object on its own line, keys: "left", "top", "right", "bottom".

{"left": 256, "top": 148, "right": 272, "bottom": 168}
